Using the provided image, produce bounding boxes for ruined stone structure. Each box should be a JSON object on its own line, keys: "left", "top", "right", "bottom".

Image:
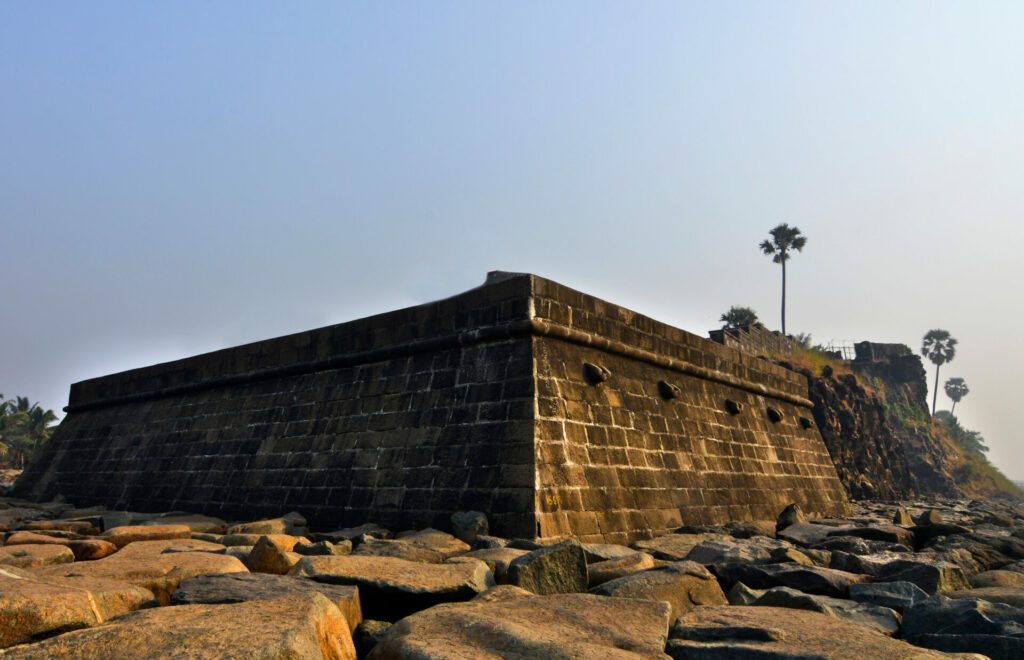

{"left": 16, "top": 272, "right": 849, "bottom": 543}
{"left": 708, "top": 323, "right": 795, "bottom": 358}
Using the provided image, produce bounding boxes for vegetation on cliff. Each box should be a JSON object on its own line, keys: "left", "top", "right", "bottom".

{"left": 777, "top": 347, "right": 1020, "bottom": 501}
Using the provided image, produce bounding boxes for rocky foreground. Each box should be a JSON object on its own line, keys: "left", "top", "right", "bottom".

{"left": 1, "top": 498, "right": 1024, "bottom": 659}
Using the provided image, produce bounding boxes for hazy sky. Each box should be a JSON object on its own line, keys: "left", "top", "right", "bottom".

{"left": 2, "top": 2, "right": 1022, "bottom": 479}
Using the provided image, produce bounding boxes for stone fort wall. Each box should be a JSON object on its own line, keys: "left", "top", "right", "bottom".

{"left": 16, "top": 272, "right": 849, "bottom": 542}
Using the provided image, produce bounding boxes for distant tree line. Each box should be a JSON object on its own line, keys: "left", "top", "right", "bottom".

{"left": 0, "top": 395, "right": 57, "bottom": 469}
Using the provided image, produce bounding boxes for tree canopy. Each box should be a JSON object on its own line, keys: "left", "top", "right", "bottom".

{"left": 0, "top": 395, "right": 58, "bottom": 469}
{"left": 944, "top": 377, "right": 969, "bottom": 414}
{"left": 719, "top": 306, "right": 759, "bottom": 329}
{"left": 935, "top": 410, "right": 988, "bottom": 457}
{"left": 922, "top": 329, "right": 957, "bottom": 415}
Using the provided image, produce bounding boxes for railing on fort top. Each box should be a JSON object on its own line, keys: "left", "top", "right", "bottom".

{"left": 822, "top": 341, "right": 856, "bottom": 361}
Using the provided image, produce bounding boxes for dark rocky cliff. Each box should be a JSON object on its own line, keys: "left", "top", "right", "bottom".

{"left": 787, "top": 345, "right": 962, "bottom": 500}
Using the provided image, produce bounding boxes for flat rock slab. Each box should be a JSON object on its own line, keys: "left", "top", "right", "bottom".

{"left": 0, "top": 567, "right": 156, "bottom": 649}
{"left": 849, "top": 581, "right": 930, "bottom": 614}
{"left": 713, "top": 562, "right": 867, "bottom": 598}
{"left": 172, "top": 572, "right": 362, "bottom": 633}
{"left": 142, "top": 514, "right": 227, "bottom": 534}
{"left": 353, "top": 539, "right": 447, "bottom": 564}
{"left": 946, "top": 587, "right": 1024, "bottom": 608}
{"left": 777, "top": 522, "right": 853, "bottom": 546}
{"left": 290, "top": 554, "right": 494, "bottom": 621}
{"left": 588, "top": 552, "right": 656, "bottom": 588}
{"left": 751, "top": 586, "right": 901, "bottom": 636}
{"left": 581, "top": 543, "right": 639, "bottom": 563}
{"left": 0, "top": 544, "right": 74, "bottom": 568}
{"left": 35, "top": 539, "right": 246, "bottom": 604}
{"left": 972, "top": 570, "right": 1024, "bottom": 588}
{"left": 394, "top": 529, "right": 469, "bottom": 558}
{"left": 368, "top": 591, "right": 671, "bottom": 659}
{"left": 462, "top": 547, "right": 528, "bottom": 583}
{"left": 669, "top": 605, "right": 948, "bottom": 659}
{"left": 684, "top": 537, "right": 790, "bottom": 565}
{"left": 0, "top": 593, "right": 356, "bottom": 659}
{"left": 100, "top": 524, "right": 192, "bottom": 549}
{"left": 591, "top": 561, "right": 726, "bottom": 620}
{"left": 633, "top": 534, "right": 720, "bottom": 561}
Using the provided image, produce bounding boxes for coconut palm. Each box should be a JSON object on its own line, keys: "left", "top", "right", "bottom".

{"left": 922, "top": 330, "right": 957, "bottom": 416}
{"left": 719, "top": 306, "right": 759, "bottom": 330}
{"left": 759, "top": 224, "right": 807, "bottom": 335}
{"left": 944, "top": 377, "right": 969, "bottom": 415}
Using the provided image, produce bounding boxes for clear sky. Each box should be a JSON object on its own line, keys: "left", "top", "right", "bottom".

{"left": 2, "top": 2, "right": 1022, "bottom": 479}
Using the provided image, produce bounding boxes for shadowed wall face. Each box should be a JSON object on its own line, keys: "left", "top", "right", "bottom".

{"left": 17, "top": 273, "right": 850, "bottom": 541}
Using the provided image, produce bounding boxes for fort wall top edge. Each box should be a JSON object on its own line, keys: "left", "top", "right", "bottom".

{"left": 68, "top": 271, "right": 808, "bottom": 411}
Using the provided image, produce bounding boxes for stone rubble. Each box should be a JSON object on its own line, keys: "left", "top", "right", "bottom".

{"left": 0, "top": 497, "right": 1022, "bottom": 658}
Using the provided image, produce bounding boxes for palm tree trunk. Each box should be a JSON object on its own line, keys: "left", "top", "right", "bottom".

{"left": 951, "top": 400, "right": 957, "bottom": 416}
{"left": 780, "top": 259, "right": 787, "bottom": 335}
{"left": 932, "top": 364, "right": 941, "bottom": 415}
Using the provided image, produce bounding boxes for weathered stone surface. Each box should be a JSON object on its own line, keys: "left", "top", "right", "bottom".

{"left": 917, "top": 509, "right": 945, "bottom": 526}
{"left": 353, "top": 539, "right": 447, "bottom": 564}
{"left": 849, "top": 581, "right": 929, "bottom": 614}
{"left": 295, "top": 540, "right": 351, "bottom": 556}
{"left": 581, "top": 543, "right": 638, "bottom": 563}
{"left": 143, "top": 514, "right": 227, "bottom": 534}
{"left": 633, "top": 534, "right": 713, "bottom": 561}
{"left": 462, "top": 547, "right": 528, "bottom": 583}
{"left": 220, "top": 532, "right": 308, "bottom": 547}
{"left": 0, "top": 567, "right": 156, "bottom": 649}
{"left": 506, "top": 540, "right": 588, "bottom": 595}
{"left": 4, "top": 531, "right": 73, "bottom": 545}
{"left": 244, "top": 535, "right": 303, "bottom": 574}
{"left": 355, "top": 620, "right": 392, "bottom": 658}
{"left": 777, "top": 521, "right": 848, "bottom": 546}
{"left": 368, "top": 592, "right": 671, "bottom": 659}
{"left": 591, "top": 561, "right": 726, "bottom": 620}
{"left": 310, "top": 524, "right": 392, "bottom": 545}
{"left": 17, "top": 520, "right": 96, "bottom": 535}
{"left": 768, "top": 547, "right": 815, "bottom": 566}
{"left": 394, "top": 529, "right": 469, "bottom": 558}
{"left": 875, "top": 558, "right": 970, "bottom": 594}
{"left": 0, "top": 593, "right": 356, "bottom": 659}
{"left": 290, "top": 554, "right": 494, "bottom": 620}
{"left": 101, "top": 524, "right": 191, "bottom": 549}
{"left": 725, "top": 582, "right": 766, "bottom": 605}
{"left": 972, "top": 569, "right": 1024, "bottom": 588}
{"left": 35, "top": 539, "right": 247, "bottom": 604}
{"left": 587, "top": 552, "right": 656, "bottom": 587}
{"left": 66, "top": 539, "right": 119, "bottom": 561}
{"left": 449, "top": 511, "right": 488, "bottom": 544}
{"left": 947, "top": 587, "right": 1024, "bottom": 608}
{"left": 668, "top": 606, "right": 948, "bottom": 659}
{"left": 776, "top": 503, "right": 805, "bottom": 532}
{"left": 226, "top": 512, "right": 307, "bottom": 536}
{"left": 0, "top": 544, "right": 74, "bottom": 568}
{"left": 828, "top": 524, "right": 915, "bottom": 547}
{"left": 171, "top": 572, "right": 362, "bottom": 632}
{"left": 712, "top": 562, "right": 866, "bottom": 598}
{"left": 684, "top": 536, "right": 789, "bottom": 565}
{"left": 470, "top": 535, "right": 507, "bottom": 550}
{"left": 894, "top": 507, "right": 913, "bottom": 526}
{"left": 751, "top": 586, "right": 901, "bottom": 636}
{"left": 901, "top": 594, "right": 1024, "bottom": 656}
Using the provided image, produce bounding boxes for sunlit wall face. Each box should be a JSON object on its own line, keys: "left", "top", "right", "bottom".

{"left": 1, "top": 1, "right": 1021, "bottom": 478}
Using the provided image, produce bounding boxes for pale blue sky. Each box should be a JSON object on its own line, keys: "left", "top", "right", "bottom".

{"left": 2, "top": 2, "right": 1022, "bottom": 478}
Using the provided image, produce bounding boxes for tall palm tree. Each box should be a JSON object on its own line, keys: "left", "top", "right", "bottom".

{"left": 759, "top": 224, "right": 807, "bottom": 335}
{"left": 719, "top": 306, "right": 759, "bottom": 330}
{"left": 922, "top": 329, "right": 957, "bottom": 415}
{"left": 944, "top": 377, "right": 969, "bottom": 415}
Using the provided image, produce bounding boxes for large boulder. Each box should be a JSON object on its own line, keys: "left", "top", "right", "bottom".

{"left": 142, "top": 514, "right": 227, "bottom": 534}
{"left": 289, "top": 554, "right": 493, "bottom": 620}
{"left": 828, "top": 525, "right": 915, "bottom": 547}
{"left": 751, "top": 586, "right": 901, "bottom": 636}
{"left": 0, "top": 593, "right": 356, "bottom": 659}
{"left": 368, "top": 590, "right": 671, "bottom": 659}
{"left": 874, "top": 558, "right": 971, "bottom": 594}
{"left": 849, "top": 581, "right": 930, "bottom": 614}
{"left": 775, "top": 503, "right": 805, "bottom": 532}
{"left": 449, "top": 511, "right": 488, "bottom": 544}
{"left": 244, "top": 535, "right": 303, "bottom": 575}
{"left": 668, "top": 605, "right": 949, "bottom": 659}
{"left": 902, "top": 594, "right": 1024, "bottom": 658}
{"left": 34, "top": 539, "right": 247, "bottom": 604}
{"left": 684, "top": 537, "right": 789, "bottom": 565}
{"left": 712, "top": 562, "right": 866, "bottom": 598}
{"left": 171, "top": 572, "right": 362, "bottom": 633}
{"left": 590, "top": 561, "right": 726, "bottom": 621}
{"left": 946, "top": 587, "right": 1024, "bottom": 608}
{"left": 225, "top": 512, "right": 307, "bottom": 536}
{"left": 506, "top": 540, "right": 588, "bottom": 595}
{"left": 972, "top": 570, "right": 1024, "bottom": 588}
{"left": 580, "top": 543, "right": 639, "bottom": 563}
{"left": 0, "top": 567, "right": 156, "bottom": 649}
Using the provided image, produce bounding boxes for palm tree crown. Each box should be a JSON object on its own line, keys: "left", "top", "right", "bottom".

{"left": 759, "top": 223, "right": 807, "bottom": 335}
{"left": 944, "top": 377, "right": 969, "bottom": 415}
{"left": 922, "top": 329, "right": 957, "bottom": 415}
{"left": 719, "top": 306, "right": 759, "bottom": 330}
